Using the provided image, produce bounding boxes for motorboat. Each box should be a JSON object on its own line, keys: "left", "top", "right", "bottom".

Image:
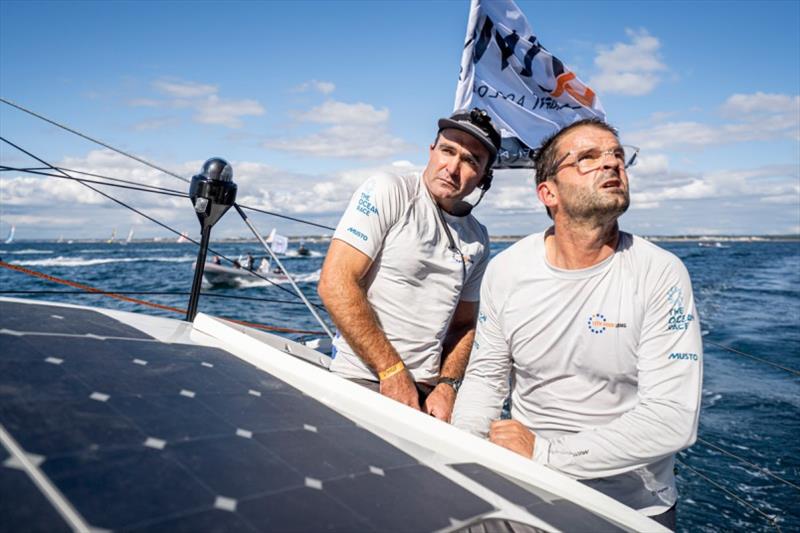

{"left": 200, "top": 259, "right": 288, "bottom": 286}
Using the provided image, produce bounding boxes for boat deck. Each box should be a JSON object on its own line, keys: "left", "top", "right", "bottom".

{"left": 0, "top": 298, "right": 660, "bottom": 532}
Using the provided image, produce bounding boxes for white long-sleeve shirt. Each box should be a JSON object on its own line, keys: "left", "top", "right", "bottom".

{"left": 452, "top": 231, "right": 703, "bottom": 515}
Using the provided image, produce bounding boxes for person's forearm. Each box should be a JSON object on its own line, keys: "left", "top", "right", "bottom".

{"left": 440, "top": 326, "right": 475, "bottom": 379}
{"left": 321, "top": 277, "right": 402, "bottom": 374}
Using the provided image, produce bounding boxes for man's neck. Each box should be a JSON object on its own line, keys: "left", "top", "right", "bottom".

{"left": 545, "top": 217, "right": 620, "bottom": 270}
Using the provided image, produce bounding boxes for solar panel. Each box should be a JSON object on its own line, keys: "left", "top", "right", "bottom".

{"left": 0, "top": 301, "right": 496, "bottom": 531}
{"left": 450, "top": 463, "right": 626, "bottom": 532}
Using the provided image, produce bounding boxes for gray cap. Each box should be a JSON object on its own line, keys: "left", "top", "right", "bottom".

{"left": 438, "top": 108, "right": 502, "bottom": 161}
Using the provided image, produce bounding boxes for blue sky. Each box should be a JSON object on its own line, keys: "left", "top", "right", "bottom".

{"left": 1, "top": 0, "right": 798, "bottom": 239}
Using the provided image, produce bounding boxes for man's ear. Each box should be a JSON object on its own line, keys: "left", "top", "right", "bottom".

{"left": 537, "top": 180, "right": 557, "bottom": 211}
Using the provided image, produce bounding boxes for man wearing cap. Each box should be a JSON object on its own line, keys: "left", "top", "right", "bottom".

{"left": 318, "top": 109, "right": 501, "bottom": 421}
{"left": 452, "top": 118, "right": 702, "bottom": 529}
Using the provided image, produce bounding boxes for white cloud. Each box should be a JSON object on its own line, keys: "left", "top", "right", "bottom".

{"left": 720, "top": 92, "right": 800, "bottom": 117}
{"left": 126, "top": 79, "right": 265, "bottom": 129}
{"left": 293, "top": 79, "right": 336, "bottom": 95}
{"left": 193, "top": 95, "right": 265, "bottom": 128}
{"left": 629, "top": 164, "right": 799, "bottom": 208}
{"left": 265, "top": 99, "right": 411, "bottom": 159}
{"left": 628, "top": 92, "right": 800, "bottom": 149}
{"left": 588, "top": 29, "right": 666, "bottom": 96}
{"left": 296, "top": 101, "right": 389, "bottom": 125}
{"left": 153, "top": 79, "right": 217, "bottom": 98}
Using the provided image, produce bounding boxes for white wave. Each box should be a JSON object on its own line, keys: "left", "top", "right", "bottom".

{"left": 0, "top": 248, "right": 53, "bottom": 255}
{"left": 13, "top": 255, "right": 198, "bottom": 267}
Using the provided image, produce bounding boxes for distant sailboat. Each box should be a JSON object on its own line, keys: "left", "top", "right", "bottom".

{"left": 57, "top": 235, "right": 64, "bottom": 243}
{"left": 107, "top": 228, "right": 117, "bottom": 244}
{"left": 4, "top": 225, "right": 15, "bottom": 244}
{"left": 176, "top": 231, "right": 190, "bottom": 244}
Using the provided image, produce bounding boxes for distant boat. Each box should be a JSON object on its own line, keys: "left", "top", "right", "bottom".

{"left": 176, "top": 231, "right": 190, "bottom": 244}
{"left": 122, "top": 227, "right": 134, "bottom": 245}
{"left": 297, "top": 241, "right": 311, "bottom": 257}
{"left": 4, "top": 225, "right": 14, "bottom": 244}
{"left": 57, "top": 235, "right": 64, "bottom": 243}
{"left": 107, "top": 228, "right": 117, "bottom": 244}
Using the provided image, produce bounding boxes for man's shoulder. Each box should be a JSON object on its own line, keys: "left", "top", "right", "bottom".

{"left": 623, "top": 232, "right": 691, "bottom": 278}
{"left": 359, "top": 172, "right": 419, "bottom": 200}
{"left": 485, "top": 232, "right": 543, "bottom": 277}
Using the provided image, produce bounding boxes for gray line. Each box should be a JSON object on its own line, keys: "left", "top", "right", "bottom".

{"left": 0, "top": 424, "right": 93, "bottom": 533}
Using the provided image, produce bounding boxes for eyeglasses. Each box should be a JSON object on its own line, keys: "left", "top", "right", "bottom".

{"left": 555, "top": 145, "right": 639, "bottom": 174}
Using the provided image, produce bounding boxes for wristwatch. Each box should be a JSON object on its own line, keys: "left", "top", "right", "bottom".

{"left": 437, "top": 376, "right": 462, "bottom": 392}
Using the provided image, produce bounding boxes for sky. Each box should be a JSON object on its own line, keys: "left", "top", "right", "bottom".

{"left": 1, "top": 0, "right": 798, "bottom": 239}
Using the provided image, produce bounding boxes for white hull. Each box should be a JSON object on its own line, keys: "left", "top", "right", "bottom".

{"left": 200, "top": 261, "right": 288, "bottom": 286}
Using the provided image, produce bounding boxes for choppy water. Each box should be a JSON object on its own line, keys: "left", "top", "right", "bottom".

{"left": 1, "top": 238, "right": 798, "bottom": 531}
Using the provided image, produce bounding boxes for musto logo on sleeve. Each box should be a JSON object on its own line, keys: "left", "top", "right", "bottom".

{"left": 666, "top": 286, "right": 695, "bottom": 331}
{"left": 587, "top": 313, "right": 627, "bottom": 334}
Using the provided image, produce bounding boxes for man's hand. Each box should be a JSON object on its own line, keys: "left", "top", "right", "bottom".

{"left": 489, "top": 420, "right": 535, "bottom": 458}
{"left": 423, "top": 383, "right": 457, "bottom": 422}
{"left": 379, "top": 370, "right": 421, "bottom": 410}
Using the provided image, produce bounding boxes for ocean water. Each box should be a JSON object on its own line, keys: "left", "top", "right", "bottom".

{"left": 1, "top": 238, "right": 798, "bottom": 532}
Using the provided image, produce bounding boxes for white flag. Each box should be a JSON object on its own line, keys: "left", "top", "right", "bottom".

{"left": 270, "top": 230, "right": 289, "bottom": 255}
{"left": 455, "top": 0, "right": 606, "bottom": 167}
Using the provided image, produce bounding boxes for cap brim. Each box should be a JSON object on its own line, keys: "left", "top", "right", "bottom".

{"left": 438, "top": 118, "right": 498, "bottom": 160}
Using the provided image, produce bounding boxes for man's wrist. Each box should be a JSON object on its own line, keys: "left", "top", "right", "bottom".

{"left": 436, "top": 376, "right": 462, "bottom": 392}
{"left": 378, "top": 360, "right": 406, "bottom": 381}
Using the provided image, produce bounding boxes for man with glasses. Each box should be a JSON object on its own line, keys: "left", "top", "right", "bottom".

{"left": 319, "top": 109, "right": 501, "bottom": 421}
{"left": 452, "top": 118, "right": 703, "bottom": 529}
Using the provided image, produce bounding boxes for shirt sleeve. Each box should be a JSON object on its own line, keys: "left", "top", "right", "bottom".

{"left": 537, "top": 259, "right": 704, "bottom": 479}
{"left": 451, "top": 265, "right": 512, "bottom": 436}
{"left": 332, "top": 176, "right": 406, "bottom": 259}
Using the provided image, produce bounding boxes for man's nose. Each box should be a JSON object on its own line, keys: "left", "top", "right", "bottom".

{"left": 600, "top": 150, "right": 621, "bottom": 169}
{"left": 444, "top": 155, "right": 460, "bottom": 176}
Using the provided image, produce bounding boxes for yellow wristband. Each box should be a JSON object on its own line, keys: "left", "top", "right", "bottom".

{"left": 378, "top": 361, "right": 405, "bottom": 381}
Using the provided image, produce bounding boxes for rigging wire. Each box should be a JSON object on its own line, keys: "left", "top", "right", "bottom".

{"left": 0, "top": 166, "right": 188, "bottom": 198}
{"left": 1, "top": 98, "right": 336, "bottom": 231}
{"left": 696, "top": 437, "right": 800, "bottom": 492}
{"left": 704, "top": 339, "right": 800, "bottom": 377}
{"left": 676, "top": 457, "right": 783, "bottom": 532}
{"left": 0, "top": 261, "right": 326, "bottom": 336}
{"left": 2, "top": 164, "right": 336, "bottom": 231}
{"left": 0, "top": 290, "right": 317, "bottom": 307}
{"left": 0, "top": 136, "right": 329, "bottom": 313}
{"left": 4, "top": 100, "right": 796, "bottom": 372}
{"left": 0, "top": 97, "right": 189, "bottom": 183}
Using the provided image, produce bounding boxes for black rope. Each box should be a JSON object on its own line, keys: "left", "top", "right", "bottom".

{"left": 0, "top": 165, "right": 186, "bottom": 196}
{"left": 696, "top": 437, "right": 800, "bottom": 492}
{"left": 0, "top": 290, "right": 322, "bottom": 307}
{"left": 676, "top": 457, "right": 783, "bottom": 532}
{"left": 0, "top": 166, "right": 188, "bottom": 198}
{"left": 3, "top": 164, "right": 336, "bottom": 231}
{"left": 237, "top": 203, "right": 335, "bottom": 231}
{"left": 0, "top": 136, "right": 329, "bottom": 313}
{"left": 704, "top": 339, "right": 800, "bottom": 377}
{"left": 0, "top": 97, "right": 189, "bottom": 183}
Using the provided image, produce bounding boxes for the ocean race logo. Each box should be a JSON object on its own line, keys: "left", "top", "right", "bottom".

{"left": 355, "top": 192, "right": 378, "bottom": 217}
{"left": 666, "top": 286, "right": 695, "bottom": 331}
{"left": 587, "top": 313, "right": 627, "bottom": 334}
